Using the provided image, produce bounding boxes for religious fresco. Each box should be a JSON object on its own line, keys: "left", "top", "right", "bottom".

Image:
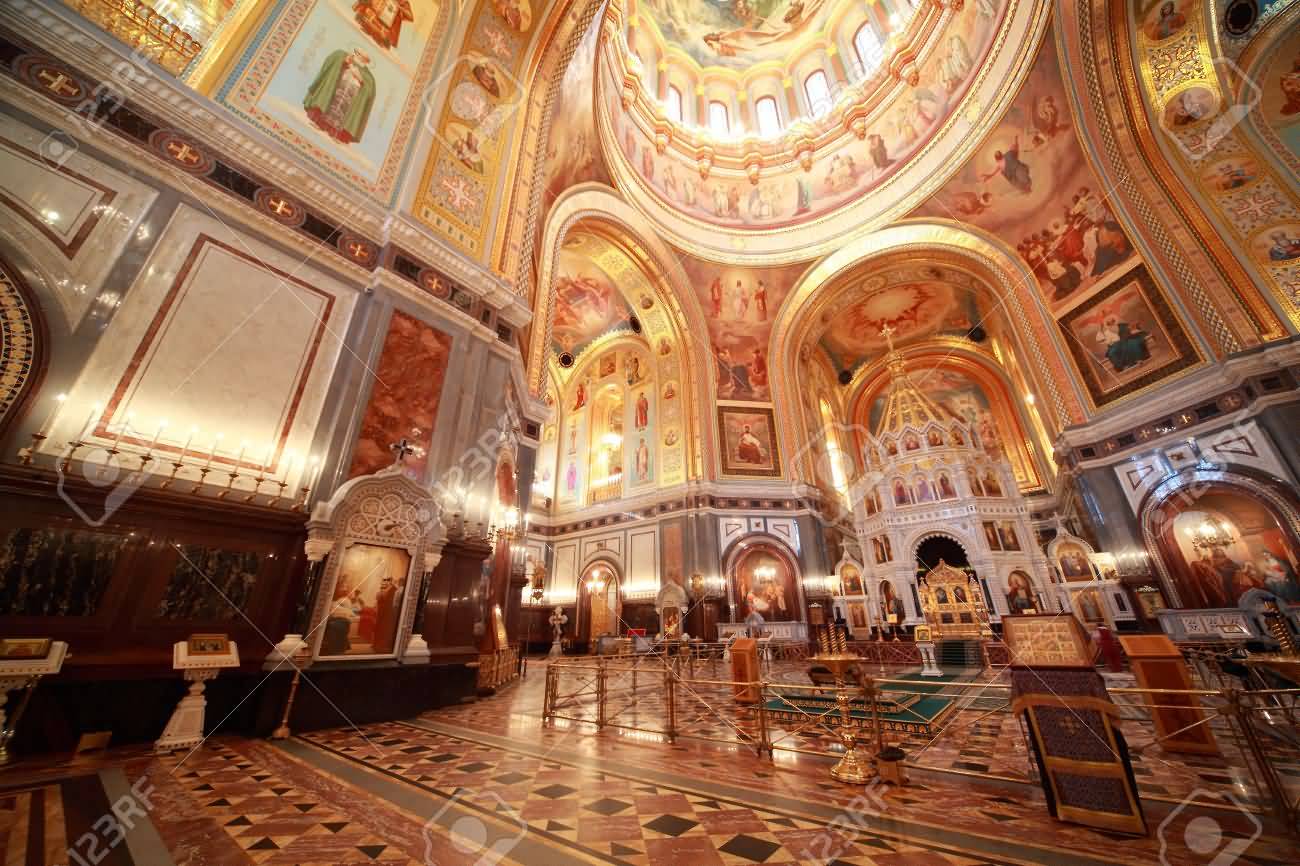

{"left": 1137, "top": 0, "right": 1191, "bottom": 41}
{"left": 603, "top": 0, "right": 1001, "bottom": 228}
{"left": 631, "top": 0, "right": 846, "bottom": 71}
{"left": 542, "top": 14, "right": 610, "bottom": 217}
{"left": 346, "top": 310, "right": 452, "bottom": 480}
{"left": 320, "top": 542, "right": 410, "bottom": 657}
{"left": 733, "top": 547, "right": 798, "bottom": 622}
{"left": 220, "top": 0, "right": 446, "bottom": 198}
{"left": 1162, "top": 491, "right": 1300, "bottom": 608}
{"left": 818, "top": 268, "right": 990, "bottom": 374}
{"left": 678, "top": 257, "right": 805, "bottom": 402}
{"left": 718, "top": 405, "right": 781, "bottom": 477}
{"left": 1056, "top": 266, "right": 1198, "bottom": 407}
{"left": 1005, "top": 570, "right": 1036, "bottom": 613}
{"left": 1258, "top": 25, "right": 1300, "bottom": 164}
{"left": 1056, "top": 541, "right": 1093, "bottom": 581}
{"left": 913, "top": 36, "right": 1139, "bottom": 314}
{"left": 413, "top": 0, "right": 538, "bottom": 257}
{"left": 549, "top": 234, "right": 636, "bottom": 356}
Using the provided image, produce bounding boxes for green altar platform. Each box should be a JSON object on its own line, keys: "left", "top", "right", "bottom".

{"left": 765, "top": 673, "right": 960, "bottom": 736}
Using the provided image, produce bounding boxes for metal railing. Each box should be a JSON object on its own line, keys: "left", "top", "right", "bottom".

{"left": 541, "top": 651, "right": 1300, "bottom": 831}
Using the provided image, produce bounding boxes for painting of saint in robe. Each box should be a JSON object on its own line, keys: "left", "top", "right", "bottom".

{"left": 635, "top": 437, "right": 650, "bottom": 481}
{"left": 353, "top": 0, "right": 414, "bottom": 50}
{"left": 304, "top": 49, "right": 377, "bottom": 144}
{"left": 736, "top": 425, "right": 764, "bottom": 463}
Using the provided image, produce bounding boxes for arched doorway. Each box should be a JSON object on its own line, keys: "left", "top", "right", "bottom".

{"left": 1148, "top": 481, "right": 1300, "bottom": 609}
{"left": 915, "top": 535, "right": 970, "bottom": 575}
{"left": 578, "top": 560, "right": 622, "bottom": 647}
{"left": 729, "top": 541, "right": 801, "bottom": 623}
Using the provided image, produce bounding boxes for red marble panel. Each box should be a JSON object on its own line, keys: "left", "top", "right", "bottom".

{"left": 346, "top": 310, "right": 452, "bottom": 479}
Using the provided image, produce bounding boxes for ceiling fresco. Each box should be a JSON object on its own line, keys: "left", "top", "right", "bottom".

{"left": 675, "top": 254, "right": 809, "bottom": 403}
{"left": 815, "top": 266, "right": 998, "bottom": 374}
{"left": 542, "top": 11, "right": 611, "bottom": 223}
{"left": 910, "top": 34, "right": 1142, "bottom": 317}
{"left": 549, "top": 232, "right": 637, "bottom": 358}
{"left": 630, "top": 0, "right": 849, "bottom": 72}
{"left": 595, "top": 0, "right": 1051, "bottom": 262}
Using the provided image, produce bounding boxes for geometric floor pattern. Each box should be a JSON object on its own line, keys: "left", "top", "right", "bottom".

{"left": 3, "top": 658, "right": 1298, "bottom": 865}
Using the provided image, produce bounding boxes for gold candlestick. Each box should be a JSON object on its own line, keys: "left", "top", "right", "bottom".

{"left": 218, "top": 469, "right": 240, "bottom": 500}
{"left": 189, "top": 466, "right": 211, "bottom": 494}
{"left": 242, "top": 474, "right": 266, "bottom": 504}
{"left": 270, "top": 479, "right": 289, "bottom": 508}
{"left": 19, "top": 432, "right": 46, "bottom": 465}
{"left": 161, "top": 460, "right": 185, "bottom": 490}
{"left": 96, "top": 449, "right": 121, "bottom": 482}
{"left": 60, "top": 440, "right": 86, "bottom": 473}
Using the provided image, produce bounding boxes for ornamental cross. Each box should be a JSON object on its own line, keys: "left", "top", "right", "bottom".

{"left": 390, "top": 437, "right": 414, "bottom": 463}
{"left": 549, "top": 606, "right": 568, "bottom": 641}
{"left": 879, "top": 324, "right": 897, "bottom": 352}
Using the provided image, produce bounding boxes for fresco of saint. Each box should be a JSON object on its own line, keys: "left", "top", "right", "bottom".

{"left": 303, "top": 49, "right": 377, "bottom": 144}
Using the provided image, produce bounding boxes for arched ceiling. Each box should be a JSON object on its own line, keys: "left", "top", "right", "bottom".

{"left": 548, "top": 230, "right": 639, "bottom": 358}
{"left": 812, "top": 263, "right": 1001, "bottom": 375}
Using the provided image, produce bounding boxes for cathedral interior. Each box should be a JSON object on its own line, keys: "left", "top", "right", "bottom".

{"left": 2, "top": 0, "right": 1300, "bottom": 863}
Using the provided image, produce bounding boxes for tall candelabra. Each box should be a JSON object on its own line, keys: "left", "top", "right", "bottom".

{"left": 811, "top": 624, "right": 873, "bottom": 784}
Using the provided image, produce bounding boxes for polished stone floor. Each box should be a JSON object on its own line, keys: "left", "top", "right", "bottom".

{"left": 2, "top": 658, "right": 1297, "bottom": 865}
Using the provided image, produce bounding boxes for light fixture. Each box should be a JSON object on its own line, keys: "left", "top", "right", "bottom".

{"left": 585, "top": 568, "right": 607, "bottom": 593}
{"left": 1191, "top": 517, "right": 1236, "bottom": 551}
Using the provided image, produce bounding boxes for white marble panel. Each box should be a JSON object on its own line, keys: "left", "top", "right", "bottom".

{"left": 0, "top": 115, "right": 157, "bottom": 326}
{"left": 627, "top": 528, "right": 658, "bottom": 590}
{"left": 44, "top": 204, "right": 357, "bottom": 488}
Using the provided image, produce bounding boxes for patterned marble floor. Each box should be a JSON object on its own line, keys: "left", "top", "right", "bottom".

{"left": 540, "top": 657, "right": 1300, "bottom": 810}
{"left": 2, "top": 657, "right": 1297, "bottom": 866}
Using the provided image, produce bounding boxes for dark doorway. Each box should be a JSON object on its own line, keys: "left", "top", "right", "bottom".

{"left": 915, "top": 536, "right": 969, "bottom": 576}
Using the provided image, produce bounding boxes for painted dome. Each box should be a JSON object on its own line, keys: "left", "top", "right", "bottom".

{"left": 596, "top": 0, "right": 1051, "bottom": 262}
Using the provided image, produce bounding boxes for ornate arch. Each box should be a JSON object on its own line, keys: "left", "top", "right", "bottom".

{"left": 0, "top": 251, "right": 47, "bottom": 439}
{"left": 905, "top": 528, "right": 977, "bottom": 565}
{"left": 529, "top": 187, "right": 709, "bottom": 479}
{"left": 771, "top": 220, "right": 1087, "bottom": 484}
{"left": 1137, "top": 465, "right": 1300, "bottom": 608}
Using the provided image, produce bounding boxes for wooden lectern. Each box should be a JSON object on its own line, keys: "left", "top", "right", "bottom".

{"left": 1119, "top": 634, "right": 1218, "bottom": 755}
{"left": 731, "top": 638, "right": 760, "bottom": 703}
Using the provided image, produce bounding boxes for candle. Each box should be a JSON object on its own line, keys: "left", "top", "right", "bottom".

{"left": 306, "top": 456, "right": 320, "bottom": 488}
{"left": 79, "top": 404, "right": 100, "bottom": 441}
{"left": 39, "top": 393, "right": 67, "bottom": 433}
{"left": 283, "top": 450, "right": 297, "bottom": 482}
{"left": 180, "top": 426, "right": 197, "bottom": 461}
{"left": 203, "top": 432, "right": 223, "bottom": 469}
{"left": 146, "top": 418, "right": 167, "bottom": 457}
{"left": 235, "top": 440, "right": 247, "bottom": 468}
{"left": 113, "top": 412, "right": 135, "bottom": 447}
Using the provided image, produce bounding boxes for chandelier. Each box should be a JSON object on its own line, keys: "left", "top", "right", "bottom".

{"left": 585, "top": 568, "right": 607, "bottom": 594}
{"left": 1189, "top": 517, "right": 1236, "bottom": 552}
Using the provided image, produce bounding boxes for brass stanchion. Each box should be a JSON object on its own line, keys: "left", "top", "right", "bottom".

{"left": 757, "top": 681, "right": 772, "bottom": 758}
{"left": 543, "top": 664, "right": 557, "bottom": 725}
{"left": 596, "top": 658, "right": 607, "bottom": 730}
{"left": 665, "top": 667, "right": 677, "bottom": 743}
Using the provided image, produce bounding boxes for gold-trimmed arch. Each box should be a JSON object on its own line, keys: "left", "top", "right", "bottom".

{"left": 770, "top": 219, "right": 1087, "bottom": 485}
{"left": 529, "top": 185, "right": 710, "bottom": 481}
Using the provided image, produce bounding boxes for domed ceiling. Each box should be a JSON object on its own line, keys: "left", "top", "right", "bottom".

{"left": 634, "top": 0, "right": 860, "bottom": 72}
{"left": 598, "top": 0, "right": 1052, "bottom": 263}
